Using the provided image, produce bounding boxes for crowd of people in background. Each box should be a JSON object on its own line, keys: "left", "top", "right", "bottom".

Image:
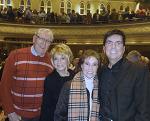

{"left": 0, "top": 6, "right": 150, "bottom": 25}
{"left": 126, "top": 50, "right": 150, "bottom": 65}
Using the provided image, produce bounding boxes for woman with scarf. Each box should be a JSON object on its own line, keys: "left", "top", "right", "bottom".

{"left": 54, "top": 49, "right": 100, "bottom": 121}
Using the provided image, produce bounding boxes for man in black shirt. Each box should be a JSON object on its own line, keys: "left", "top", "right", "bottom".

{"left": 98, "top": 29, "right": 150, "bottom": 121}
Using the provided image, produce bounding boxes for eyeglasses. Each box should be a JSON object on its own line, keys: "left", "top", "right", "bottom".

{"left": 35, "top": 34, "right": 52, "bottom": 44}
{"left": 105, "top": 40, "right": 123, "bottom": 47}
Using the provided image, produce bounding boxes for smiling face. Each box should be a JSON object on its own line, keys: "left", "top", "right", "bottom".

{"left": 33, "top": 29, "right": 53, "bottom": 57}
{"left": 81, "top": 56, "right": 99, "bottom": 79}
{"left": 103, "top": 34, "right": 125, "bottom": 66}
{"left": 52, "top": 53, "right": 69, "bottom": 73}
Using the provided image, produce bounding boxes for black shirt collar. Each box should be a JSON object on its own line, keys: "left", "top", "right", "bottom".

{"left": 108, "top": 58, "right": 124, "bottom": 72}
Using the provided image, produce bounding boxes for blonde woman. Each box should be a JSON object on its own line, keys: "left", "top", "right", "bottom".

{"left": 55, "top": 49, "right": 100, "bottom": 121}
{"left": 40, "top": 44, "right": 75, "bottom": 121}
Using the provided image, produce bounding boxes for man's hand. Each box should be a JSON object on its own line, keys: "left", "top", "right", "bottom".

{"left": 8, "top": 112, "right": 21, "bottom": 121}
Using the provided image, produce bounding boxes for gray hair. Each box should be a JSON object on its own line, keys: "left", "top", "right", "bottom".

{"left": 35, "top": 28, "right": 54, "bottom": 41}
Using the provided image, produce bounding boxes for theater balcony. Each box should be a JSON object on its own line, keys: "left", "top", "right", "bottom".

{"left": 0, "top": 21, "right": 150, "bottom": 57}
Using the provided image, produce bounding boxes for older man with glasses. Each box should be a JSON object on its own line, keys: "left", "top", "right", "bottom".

{"left": 98, "top": 29, "right": 150, "bottom": 121}
{"left": 0, "top": 28, "right": 54, "bottom": 121}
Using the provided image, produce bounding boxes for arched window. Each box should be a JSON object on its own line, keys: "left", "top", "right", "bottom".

{"left": 6, "top": 0, "right": 11, "bottom": 7}
{"left": 80, "top": 2, "right": 85, "bottom": 15}
{"left": 40, "top": 0, "right": 45, "bottom": 11}
{"left": 87, "top": 2, "right": 91, "bottom": 14}
{"left": 107, "top": 4, "right": 110, "bottom": 11}
{"left": 99, "top": 3, "right": 106, "bottom": 14}
{"left": 120, "top": 5, "right": 124, "bottom": 11}
{"left": 0, "top": 0, "right": 4, "bottom": 4}
{"left": 27, "top": 0, "right": 31, "bottom": 8}
{"left": 67, "top": 0, "right": 71, "bottom": 14}
{"left": 20, "top": 0, "right": 25, "bottom": 10}
{"left": 7, "top": 0, "right": 11, "bottom": 5}
{"left": 125, "top": 6, "right": 130, "bottom": 12}
{"left": 0, "top": 0, "right": 4, "bottom": 9}
{"left": 60, "top": 0, "right": 65, "bottom": 13}
{"left": 47, "top": 0, "right": 52, "bottom": 12}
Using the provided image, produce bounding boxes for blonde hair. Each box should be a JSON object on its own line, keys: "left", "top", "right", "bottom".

{"left": 35, "top": 28, "right": 54, "bottom": 41}
{"left": 50, "top": 44, "right": 73, "bottom": 65}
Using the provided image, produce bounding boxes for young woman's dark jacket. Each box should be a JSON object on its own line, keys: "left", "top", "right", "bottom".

{"left": 40, "top": 69, "right": 75, "bottom": 121}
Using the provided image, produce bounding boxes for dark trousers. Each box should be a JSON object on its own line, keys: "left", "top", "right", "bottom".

{"left": 21, "top": 116, "right": 40, "bottom": 121}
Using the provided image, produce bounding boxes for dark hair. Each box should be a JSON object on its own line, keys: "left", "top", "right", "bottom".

{"left": 74, "top": 49, "right": 101, "bottom": 74}
{"left": 103, "top": 29, "right": 126, "bottom": 45}
{"left": 79, "top": 49, "right": 100, "bottom": 66}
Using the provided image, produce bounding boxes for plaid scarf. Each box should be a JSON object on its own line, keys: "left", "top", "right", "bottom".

{"left": 68, "top": 72, "right": 100, "bottom": 121}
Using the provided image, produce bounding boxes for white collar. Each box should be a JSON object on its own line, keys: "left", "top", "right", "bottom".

{"left": 31, "top": 46, "right": 44, "bottom": 57}
{"left": 84, "top": 75, "right": 93, "bottom": 93}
